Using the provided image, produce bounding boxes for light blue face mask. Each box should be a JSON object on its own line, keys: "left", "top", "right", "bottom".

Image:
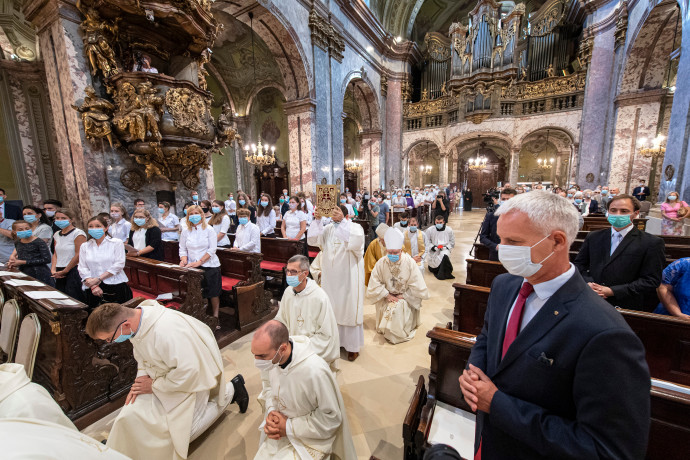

{"left": 387, "top": 254, "right": 400, "bottom": 263}
{"left": 192, "top": 195, "right": 199, "bottom": 201}
{"left": 133, "top": 218, "right": 146, "bottom": 226}
{"left": 55, "top": 220, "right": 70, "bottom": 229}
{"left": 409, "top": 226, "right": 417, "bottom": 232}
{"left": 183, "top": 209, "right": 188, "bottom": 216}
{"left": 608, "top": 214, "right": 632, "bottom": 229}
{"left": 16, "top": 229, "right": 32, "bottom": 239}
{"left": 158, "top": 207, "right": 165, "bottom": 214}
{"left": 340, "top": 199, "right": 346, "bottom": 203}
{"left": 212, "top": 206, "right": 221, "bottom": 214}
{"left": 400, "top": 220, "right": 408, "bottom": 226}
{"left": 260, "top": 201, "right": 269, "bottom": 207}
{"left": 435, "top": 223, "right": 444, "bottom": 230}
{"left": 23, "top": 215, "right": 37, "bottom": 223}
{"left": 88, "top": 228, "right": 105, "bottom": 239}
{"left": 238, "top": 200, "right": 246, "bottom": 206}
{"left": 188, "top": 214, "right": 202, "bottom": 225}
{"left": 286, "top": 274, "right": 302, "bottom": 287}
{"left": 113, "top": 323, "right": 133, "bottom": 343}
{"left": 238, "top": 217, "right": 249, "bottom": 225}
{"left": 574, "top": 199, "right": 582, "bottom": 205}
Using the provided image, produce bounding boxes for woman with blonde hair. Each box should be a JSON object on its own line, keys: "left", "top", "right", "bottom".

{"left": 108, "top": 203, "right": 131, "bottom": 241}
{"left": 661, "top": 191, "right": 688, "bottom": 236}
{"left": 127, "top": 209, "right": 163, "bottom": 261}
{"left": 179, "top": 204, "right": 222, "bottom": 326}
{"left": 208, "top": 199, "right": 231, "bottom": 247}
{"left": 51, "top": 209, "right": 87, "bottom": 301}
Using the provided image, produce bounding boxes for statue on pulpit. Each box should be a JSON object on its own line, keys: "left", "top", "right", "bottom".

{"left": 215, "top": 102, "right": 242, "bottom": 149}
{"left": 441, "top": 81, "right": 448, "bottom": 96}
{"left": 72, "top": 86, "right": 119, "bottom": 148}
{"left": 422, "top": 88, "right": 429, "bottom": 100}
{"left": 546, "top": 64, "right": 555, "bottom": 78}
{"left": 76, "top": 0, "right": 121, "bottom": 78}
{"left": 520, "top": 65, "right": 529, "bottom": 81}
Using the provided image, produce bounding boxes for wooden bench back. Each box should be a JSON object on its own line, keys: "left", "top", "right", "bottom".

{"left": 465, "top": 259, "right": 506, "bottom": 288}
{"left": 216, "top": 248, "right": 263, "bottom": 283}
{"left": 426, "top": 327, "right": 475, "bottom": 411}
{"left": 452, "top": 283, "right": 491, "bottom": 336}
{"left": 472, "top": 243, "right": 490, "bottom": 260}
{"left": 260, "top": 238, "right": 305, "bottom": 264}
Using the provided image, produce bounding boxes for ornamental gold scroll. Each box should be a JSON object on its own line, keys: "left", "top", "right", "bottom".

{"left": 165, "top": 88, "right": 211, "bottom": 135}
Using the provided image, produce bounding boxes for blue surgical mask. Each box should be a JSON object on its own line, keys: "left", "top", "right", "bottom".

{"left": 567, "top": 194, "right": 573, "bottom": 198}
{"left": 669, "top": 195, "right": 678, "bottom": 201}
{"left": 238, "top": 217, "right": 249, "bottom": 225}
{"left": 183, "top": 209, "right": 188, "bottom": 216}
{"left": 400, "top": 220, "right": 408, "bottom": 226}
{"left": 608, "top": 214, "right": 631, "bottom": 229}
{"left": 212, "top": 206, "right": 221, "bottom": 214}
{"left": 133, "top": 218, "right": 146, "bottom": 226}
{"left": 45, "top": 210, "right": 56, "bottom": 218}
{"left": 23, "top": 215, "right": 37, "bottom": 223}
{"left": 279, "top": 198, "right": 285, "bottom": 203}
{"left": 16, "top": 229, "right": 32, "bottom": 239}
{"left": 55, "top": 220, "right": 70, "bottom": 229}
{"left": 192, "top": 195, "right": 199, "bottom": 200}
{"left": 409, "top": 226, "right": 417, "bottom": 232}
{"left": 0, "top": 196, "right": 4, "bottom": 203}
{"left": 387, "top": 254, "right": 400, "bottom": 263}
{"left": 574, "top": 199, "right": 582, "bottom": 205}
{"left": 113, "top": 324, "right": 133, "bottom": 343}
{"left": 239, "top": 200, "right": 246, "bottom": 206}
{"left": 435, "top": 223, "right": 444, "bottom": 230}
{"left": 158, "top": 208, "right": 165, "bottom": 214}
{"left": 260, "top": 201, "right": 269, "bottom": 207}
{"left": 88, "top": 228, "right": 105, "bottom": 239}
{"left": 340, "top": 199, "right": 346, "bottom": 203}
{"left": 286, "top": 274, "right": 302, "bottom": 287}
{"left": 602, "top": 190, "right": 609, "bottom": 195}
{"left": 188, "top": 215, "right": 202, "bottom": 225}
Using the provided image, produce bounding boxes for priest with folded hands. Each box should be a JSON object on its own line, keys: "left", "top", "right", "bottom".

{"left": 85, "top": 300, "right": 249, "bottom": 460}
{"left": 367, "top": 228, "right": 430, "bottom": 344}
{"left": 252, "top": 320, "right": 356, "bottom": 460}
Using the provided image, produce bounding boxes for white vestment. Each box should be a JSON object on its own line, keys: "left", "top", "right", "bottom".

{"left": 366, "top": 254, "right": 430, "bottom": 344}
{"left": 424, "top": 226, "right": 455, "bottom": 269}
{"left": 275, "top": 278, "right": 340, "bottom": 370}
{"left": 255, "top": 336, "right": 356, "bottom": 460}
{"left": 307, "top": 219, "right": 365, "bottom": 352}
{"left": 107, "top": 301, "right": 230, "bottom": 460}
{"left": 309, "top": 251, "right": 323, "bottom": 285}
{"left": 0, "top": 418, "right": 130, "bottom": 459}
{"left": 0, "top": 363, "right": 76, "bottom": 430}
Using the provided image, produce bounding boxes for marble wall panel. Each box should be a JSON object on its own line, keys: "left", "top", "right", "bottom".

{"left": 386, "top": 79, "right": 403, "bottom": 187}
{"left": 312, "top": 47, "right": 332, "bottom": 186}
{"left": 287, "top": 109, "right": 315, "bottom": 194}
{"left": 360, "top": 137, "right": 372, "bottom": 191}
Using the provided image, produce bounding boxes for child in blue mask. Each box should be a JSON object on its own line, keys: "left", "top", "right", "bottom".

{"left": 8, "top": 220, "right": 55, "bottom": 286}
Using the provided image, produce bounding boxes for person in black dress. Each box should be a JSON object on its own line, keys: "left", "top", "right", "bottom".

{"left": 8, "top": 220, "right": 55, "bottom": 286}
{"left": 462, "top": 188, "right": 473, "bottom": 211}
{"left": 127, "top": 209, "right": 164, "bottom": 261}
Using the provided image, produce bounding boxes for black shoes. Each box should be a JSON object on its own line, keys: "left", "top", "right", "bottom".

{"left": 231, "top": 374, "right": 249, "bottom": 413}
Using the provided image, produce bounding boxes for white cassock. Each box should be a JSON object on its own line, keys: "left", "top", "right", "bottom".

{"left": 0, "top": 363, "right": 77, "bottom": 430}
{"left": 309, "top": 251, "right": 323, "bottom": 285}
{"left": 255, "top": 336, "right": 357, "bottom": 460}
{"left": 307, "top": 218, "right": 365, "bottom": 353}
{"left": 424, "top": 226, "right": 455, "bottom": 269}
{"left": 0, "top": 418, "right": 130, "bottom": 459}
{"left": 275, "top": 278, "right": 340, "bottom": 371}
{"left": 107, "top": 300, "right": 231, "bottom": 460}
{"left": 366, "top": 254, "right": 429, "bottom": 344}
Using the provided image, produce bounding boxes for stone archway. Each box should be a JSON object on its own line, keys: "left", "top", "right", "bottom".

{"left": 453, "top": 135, "right": 509, "bottom": 207}
{"left": 519, "top": 128, "right": 575, "bottom": 187}
{"left": 407, "top": 140, "right": 442, "bottom": 187}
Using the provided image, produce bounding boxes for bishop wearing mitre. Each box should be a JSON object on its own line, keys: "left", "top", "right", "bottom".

{"left": 276, "top": 254, "right": 340, "bottom": 371}
{"left": 252, "top": 320, "right": 356, "bottom": 460}
{"left": 367, "top": 228, "right": 430, "bottom": 344}
{"left": 85, "top": 300, "right": 249, "bottom": 460}
{"left": 308, "top": 204, "right": 365, "bottom": 361}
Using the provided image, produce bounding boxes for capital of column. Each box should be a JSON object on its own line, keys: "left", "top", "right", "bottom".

{"left": 23, "top": 0, "right": 80, "bottom": 33}
{"left": 360, "top": 129, "right": 382, "bottom": 141}
{"left": 284, "top": 98, "right": 317, "bottom": 116}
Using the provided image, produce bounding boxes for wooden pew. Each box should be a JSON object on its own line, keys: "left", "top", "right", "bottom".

{"left": 0, "top": 274, "right": 138, "bottom": 429}
{"left": 257, "top": 237, "right": 305, "bottom": 295}
{"left": 124, "top": 256, "right": 216, "bottom": 330}
{"left": 465, "top": 259, "right": 506, "bottom": 288}
{"left": 403, "top": 375, "right": 427, "bottom": 460}
{"left": 452, "top": 283, "right": 490, "bottom": 336}
{"left": 472, "top": 243, "right": 490, "bottom": 260}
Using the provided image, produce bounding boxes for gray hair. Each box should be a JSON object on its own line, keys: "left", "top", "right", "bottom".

{"left": 495, "top": 191, "right": 579, "bottom": 245}
{"left": 287, "top": 254, "right": 310, "bottom": 272}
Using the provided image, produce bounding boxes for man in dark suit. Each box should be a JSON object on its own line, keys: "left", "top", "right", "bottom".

{"left": 479, "top": 188, "right": 517, "bottom": 260}
{"left": 633, "top": 179, "right": 651, "bottom": 201}
{"left": 460, "top": 191, "right": 650, "bottom": 460}
{"left": 0, "top": 188, "right": 22, "bottom": 220}
{"left": 574, "top": 193, "right": 665, "bottom": 311}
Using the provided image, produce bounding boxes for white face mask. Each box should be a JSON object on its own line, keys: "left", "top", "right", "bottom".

{"left": 498, "top": 235, "right": 554, "bottom": 278}
{"left": 254, "top": 348, "right": 282, "bottom": 372}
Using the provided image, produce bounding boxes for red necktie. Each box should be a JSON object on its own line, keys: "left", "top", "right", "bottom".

{"left": 502, "top": 282, "right": 534, "bottom": 358}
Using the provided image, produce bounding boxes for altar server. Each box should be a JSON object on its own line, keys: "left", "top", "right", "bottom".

{"left": 425, "top": 214, "right": 455, "bottom": 280}
{"left": 307, "top": 205, "right": 365, "bottom": 361}
{"left": 86, "top": 300, "right": 249, "bottom": 460}
{"left": 275, "top": 255, "right": 339, "bottom": 371}
{"left": 403, "top": 215, "right": 426, "bottom": 274}
{"left": 252, "top": 321, "right": 356, "bottom": 460}
{"left": 367, "top": 229, "right": 429, "bottom": 344}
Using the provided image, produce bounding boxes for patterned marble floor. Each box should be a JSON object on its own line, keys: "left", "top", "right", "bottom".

{"left": 82, "top": 209, "right": 486, "bottom": 460}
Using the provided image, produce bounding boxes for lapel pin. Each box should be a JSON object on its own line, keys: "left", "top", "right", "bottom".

{"left": 554, "top": 310, "right": 559, "bottom": 316}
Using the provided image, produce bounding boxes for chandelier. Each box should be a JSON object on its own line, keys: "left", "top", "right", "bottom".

{"left": 420, "top": 164, "right": 433, "bottom": 175}
{"left": 638, "top": 135, "right": 666, "bottom": 158}
{"left": 244, "top": 140, "right": 276, "bottom": 166}
{"left": 345, "top": 159, "right": 363, "bottom": 173}
{"left": 469, "top": 134, "right": 486, "bottom": 170}
{"left": 536, "top": 129, "right": 554, "bottom": 169}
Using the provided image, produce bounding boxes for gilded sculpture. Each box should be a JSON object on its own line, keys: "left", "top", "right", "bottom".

{"left": 112, "top": 82, "right": 163, "bottom": 142}
{"left": 72, "top": 86, "right": 119, "bottom": 148}
{"left": 165, "top": 87, "right": 210, "bottom": 135}
{"left": 76, "top": 0, "right": 121, "bottom": 78}
{"left": 215, "top": 102, "right": 242, "bottom": 149}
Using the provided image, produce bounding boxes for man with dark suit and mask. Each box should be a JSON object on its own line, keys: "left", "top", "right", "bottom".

{"left": 479, "top": 188, "right": 517, "bottom": 261}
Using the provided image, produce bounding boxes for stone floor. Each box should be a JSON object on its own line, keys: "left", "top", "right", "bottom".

{"left": 82, "top": 209, "right": 486, "bottom": 460}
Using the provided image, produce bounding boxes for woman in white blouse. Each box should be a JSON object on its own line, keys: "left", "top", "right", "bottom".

{"left": 208, "top": 200, "right": 231, "bottom": 247}
{"left": 256, "top": 193, "right": 276, "bottom": 237}
{"left": 157, "top": 201, "right": 180, "bottom": 240}
{"left": 21, "top": 206, "right": 53, "bottom": 245}
{"left": 51, "top": 209, "right": 86, "bottom": 302}
{"left": 179, "top": 205, "right": 222, "bottom": 326}
{"left": 78, "top": 215, "right": 132, "bottom": 310}
{"left": 108, "top": 203, "right": 131, "bottom": 241}
{"left": 281, "top": 196, "right": 307, "bottom": 240}
{"left": 127, "top": 209, "right": 163, "bottom": 261}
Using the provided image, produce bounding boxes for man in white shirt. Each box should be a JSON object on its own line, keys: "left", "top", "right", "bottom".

{"left": 232, "top": 208, "right": 261, "bottom": 253}
{"left": 224, "top": 193, "right": 236, "bottom": 215}
{"left": 403, "top": 216, "right": 426, "bottom": 274}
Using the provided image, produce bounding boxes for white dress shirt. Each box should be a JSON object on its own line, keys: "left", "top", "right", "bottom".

{"left": 132, "top": 228, "right": 147, "bottom": 251}
{"left": 53, "top": 228, "right": 86, "bottom": 267}
{"left": 78, "top": 236, "right": 128, "bottom": 286}
{"left": 611, "top": 225, "right": 633, "bottom": 255}
{"left": 157, "top": 213, "right": 180, "bottom": 240}
{"left": 224, "top": 199, "right": 236, "bottom": 214}
{"left": 108, "top": 219, "right": 131, "bottom": 242}
{"left": 178, "top": 225, "right": 220, "bottom": 267}
{"left": 233, "top": 222, "right": 261, "bottom": 253}
{"left": 257, "top": 209, "right": 276, "bottom": 235}
{"left": 211, "top": 215, "right": 231, "bottom": 247}
{"left": 284, "top": 210, "right": 307, "bottom": 239}
{"left": 506, "top": 263, "right": 576, "bottom": 333}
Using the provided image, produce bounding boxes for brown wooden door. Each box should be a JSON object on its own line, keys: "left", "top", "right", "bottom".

{"left": 254, "top": 165, "right": 289, "bottom": 203}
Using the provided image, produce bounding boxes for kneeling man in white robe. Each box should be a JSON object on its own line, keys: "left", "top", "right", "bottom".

{"left": 367, "top": 228, "right": 430, "bottom": 344}
{"left": 276, "top": 254, "right": 340, "bottom": 371}
{"left": 252, "top": 320, "right": 356, "bottom": 460}
{"left": 86, "top": 300, "right": 250, "bottom": 460}
{"left": 0, "top": 363, "right": 77, "bottom": 430}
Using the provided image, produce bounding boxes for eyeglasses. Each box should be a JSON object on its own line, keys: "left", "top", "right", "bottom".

{"left": 107, "top": 320, "right": 127, "bottom": 343}
{"left": 285, "top": 269, "right": 305, "bottom": 276}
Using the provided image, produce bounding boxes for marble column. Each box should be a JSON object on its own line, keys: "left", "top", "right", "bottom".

{"left": 569, "top": 143, "right": 580, "bottom": 187}
{"left": 311, "top": 41, "right": 332, "bottom": 189}
{"left": 385, "top": 78, "right": 403, "bottom": 187}
{"left": 285, "top": 98, "right": 316, "bottom": 195}
{"left": 439, "top": 154, "right": 449, "bottom": 185}
{"left": 360, "top": 130, "right": 382, "bottom": 192}
{"left": 661, "top": 14, "right": 690, "bottom": 202}
{"left": 508, "top": 149, "right": 520, "bottom": 185}
{"left": 555, "top": 155, "right": 563, "bottom": 186}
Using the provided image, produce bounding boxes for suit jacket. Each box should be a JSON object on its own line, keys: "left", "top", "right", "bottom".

{"left": 2, "top": 203, "right": 22, "bottom": 220}
{"left": 586, "top": 199, "right": 599, "bottom": 214}
{"left": 574, "top": 227, "right": 665, "bottom": 311}
{"left": 479, "top": 211, "right": 499, "bottom": 261}
{"left": 468, "top": 271, "right": 650, "bottom": 460}
{"left": 632, "top": 186, "right": 651, "bottom": 201}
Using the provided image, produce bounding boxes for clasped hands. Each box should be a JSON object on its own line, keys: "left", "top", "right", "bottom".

{"left": 264, "top": 410, "right": 287, "bottom": 440}
{"left": 386, "top": 293, "right": 402, "bottom": 303}
{"left": 588, "top": 282, "right": 613, "bottom": 298}
{"left": 458, "top": 364, "right": 498, "bottom": 413}
{"left": 179, "top": 257, "right": 203, "bottom": 268}
{"left": 125, "top": 375, "right": 153, "bottom": 405}
{"left": 84, "top": 277, "right": 103, "bottom": 297}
